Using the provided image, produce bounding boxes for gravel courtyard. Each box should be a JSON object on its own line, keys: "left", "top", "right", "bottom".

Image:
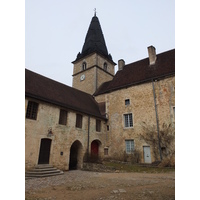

{"left": 25, "top": 170, "right": 175, "bottom": 200}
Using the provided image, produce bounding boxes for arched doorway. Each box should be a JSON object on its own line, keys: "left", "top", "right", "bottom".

{"left": 91, "top": 140, "right": 101, "bottom": 162}
{"left": 69, "top": 140, "right": 83, "bottom": 170}
{"left": 38, "top": 138, "right": 52, "bottom": 164}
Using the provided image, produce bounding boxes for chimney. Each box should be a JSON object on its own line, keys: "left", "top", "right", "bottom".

{"left": 118, "top": 59, "right": 125, "bottom": 70}
{"left": 148, "top": 46, "right": 157, "bottom": 65}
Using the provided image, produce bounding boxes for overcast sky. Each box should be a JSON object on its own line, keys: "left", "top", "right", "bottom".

{"left": 25, "top": 0, "right": 175, "bottom": 86}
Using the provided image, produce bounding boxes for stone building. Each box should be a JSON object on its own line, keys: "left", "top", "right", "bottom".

{"left": 25, "top": 14, "right": 175, "bottom": 171}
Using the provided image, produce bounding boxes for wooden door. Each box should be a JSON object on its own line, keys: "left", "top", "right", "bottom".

{"left": 91, "top": 141, "right": 99, "bottom": 155}
{"left": 38, "top": 139, "right": 52, "bottom": 164}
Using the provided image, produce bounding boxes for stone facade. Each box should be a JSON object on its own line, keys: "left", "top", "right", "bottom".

{"left": 94, "top": 76, "right": 175, "bottom": 163}
{"left": 25, "top": 97, "right": 107, "bottom": 170}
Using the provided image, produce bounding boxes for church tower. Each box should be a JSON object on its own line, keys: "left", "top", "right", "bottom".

{"left": 72, "top": 13, "right": 116, "bottom": 95}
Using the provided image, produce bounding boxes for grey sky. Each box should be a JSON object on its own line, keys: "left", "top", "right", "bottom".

{"left": 25, "top": 0, "right": 175, "bottom": 86}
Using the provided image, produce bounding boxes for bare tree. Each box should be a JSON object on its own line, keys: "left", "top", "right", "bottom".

{"left": 139, "top": 122, "right": 175, "bottom": 163}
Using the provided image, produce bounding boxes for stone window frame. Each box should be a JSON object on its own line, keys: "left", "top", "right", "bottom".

{"left": 59, "top": 109, "right": 68, "bottom": 125}
{"left": 26, "top": 100, "right": 39, "bottom": 120}
{"left": 76, "top": 113, "right": 83, "bottom": 129}
{"left": 96, "top": 119, "right": 101, "bottom": 132}
{"left": 171, "top": 106, "right": 175, "bottom": 122}
{"left": 104, "top": 147, "right": 108, "bottom": 155}
{"left": 82, "top": 62, "right": 87, "bottom": 71}
{"left": 123, "top": 113, "right": 134, "bottom": 128}
{"left": 107, "top": 125, "right": 109, "bottom": 131}
{"left": 125, "top": 99, "right": 130, "bottom": 106}
{"left": 103, "top": 62, "right": 108, "bottom": 71}
{"left": 125, "top": 139, "right": 134, "bottom": 154}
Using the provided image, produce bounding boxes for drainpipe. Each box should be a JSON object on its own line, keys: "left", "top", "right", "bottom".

{"left": 152, "top": 80, "right": 162, "bottom": 161}
{"left": 87, "top": 116, "right": 90, "bottom": 161}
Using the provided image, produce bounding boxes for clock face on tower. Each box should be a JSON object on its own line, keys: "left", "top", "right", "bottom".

{"left": 80, "top": 74, "right": 85, "bottom": 81}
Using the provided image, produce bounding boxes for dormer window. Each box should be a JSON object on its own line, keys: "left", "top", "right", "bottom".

{"left": 103, "top": 62, "right": 107, "bottom": 71}
{"left": 82, "top": 62, "right": 87, "bottom": 71}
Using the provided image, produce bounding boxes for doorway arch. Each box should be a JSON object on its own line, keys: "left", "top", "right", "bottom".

{"left": 38, "top": 138, "right": 52, "bottom": 164}
{"left": 69, "top": 140, "right": 83, "bottom": 170}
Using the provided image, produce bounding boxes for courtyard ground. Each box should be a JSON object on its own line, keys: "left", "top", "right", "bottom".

{"left": 25, "top": 164, "right": 175, "bottom": 200}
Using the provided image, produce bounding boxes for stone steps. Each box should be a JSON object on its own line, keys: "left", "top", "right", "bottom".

{"left": 25, "top": 164, "right": 64, "bottom": 179}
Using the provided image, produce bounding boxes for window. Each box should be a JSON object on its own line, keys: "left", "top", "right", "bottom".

{"left": 104, "top": 147, "right": 108, "bottom": 155}
{"left": 82, "top": 62, "right": 87, "bottom": 71}
{"left": 76, "top": 114, "right": 83, "bottom": 128}
{"left": 125, "top": 140, "right": 134, "bottom": 154}
{"left": 96, "top": 119, "right": 101, "bottom": 132}
{"left": 124, "top": 113, "right": 133, "bottom": 128}
{"left": 26, "top": 101, "right": 39, "bottom": 120}
{"left": 107, "top": 125, "right": 109, "bottom": 131}
{"left": 59, "top": 109, "right": 67, "bottom": 125}
{"left": 103, "top": 62, "right": 107, "bottom": 71}
{"left": 125, "top": 99, "right": 130, "bottom": 105}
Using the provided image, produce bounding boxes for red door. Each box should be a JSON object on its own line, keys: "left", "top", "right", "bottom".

{"left": 91, "top": 141, "right": 99, "bottom": 155}
{"left": 91, "top": 141, "right": 99, "bottom": 161}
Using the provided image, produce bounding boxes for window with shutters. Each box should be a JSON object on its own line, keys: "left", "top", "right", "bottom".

{"left": 124, "top": 113, "right": 133, "bottom": 128}
{"left": 76, "top": 114, "right": 83, "bottom": 128}
{"left": 125, "top": 140, "right": 134, "bottom": 154}
{"left": 59, "top": 109, "right": 67, "bottom": 125}
{"left": 96, "top": 119, "right": 101, "bottom": 132}
{"left": 26, "top": 101, "right": 39, "bottom": 120}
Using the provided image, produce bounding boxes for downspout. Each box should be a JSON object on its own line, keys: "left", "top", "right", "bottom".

{"left": 152, "top": 80, "right": 162, "bottom": 161}
{"left": 87, "top": 115, "right": 90, "bottom": 161}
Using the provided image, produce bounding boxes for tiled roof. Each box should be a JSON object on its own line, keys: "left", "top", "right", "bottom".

{"left": 25, "top": 69, "right": 105, "bottom": 119}
{"left": 94, "top": 49, "right": 175, "bottom": 96}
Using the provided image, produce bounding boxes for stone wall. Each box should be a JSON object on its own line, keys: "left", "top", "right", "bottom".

{"left": 25, "top": 97, "right": 107, "bottom": 170}
{"left": 95, "top": 76, "right": 175, "bottom": 163}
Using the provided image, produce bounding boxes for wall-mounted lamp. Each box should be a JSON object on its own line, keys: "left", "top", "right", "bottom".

{"left": 47, "top": 128, "right": 53, "bottom": 137}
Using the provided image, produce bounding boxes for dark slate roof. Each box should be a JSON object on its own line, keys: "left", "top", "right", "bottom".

{"left": 94, "top": 49, "right": 175, "bottom": 96}
{"left": 25, "top": 69, "right": 105, "bottom": 119}
{"left": 73, "top": 15, "right": 115, "bottom": 64}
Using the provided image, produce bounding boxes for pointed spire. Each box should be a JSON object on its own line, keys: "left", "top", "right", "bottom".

{"left": 94, "top": 8, "right": 96, "bottom": 17}
{"left": 73, "top": 14, "right": 114, "bottom": 64}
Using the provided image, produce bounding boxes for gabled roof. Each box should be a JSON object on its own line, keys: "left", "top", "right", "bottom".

{"left": 25, "top": 69, "right": 105, "bottom": 119}
{"left": 73, "top": 15, "right": 115, "bottom": 64}
{"left": 94, "top": 49, "right": 175, "bottom": 96}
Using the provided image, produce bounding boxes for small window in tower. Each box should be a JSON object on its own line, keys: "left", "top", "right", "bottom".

{"left": 82, "top": 62, "right": 87, "bottom": 71}
{"left": 104, "top": 62, "right": 107, "bottom": 71}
